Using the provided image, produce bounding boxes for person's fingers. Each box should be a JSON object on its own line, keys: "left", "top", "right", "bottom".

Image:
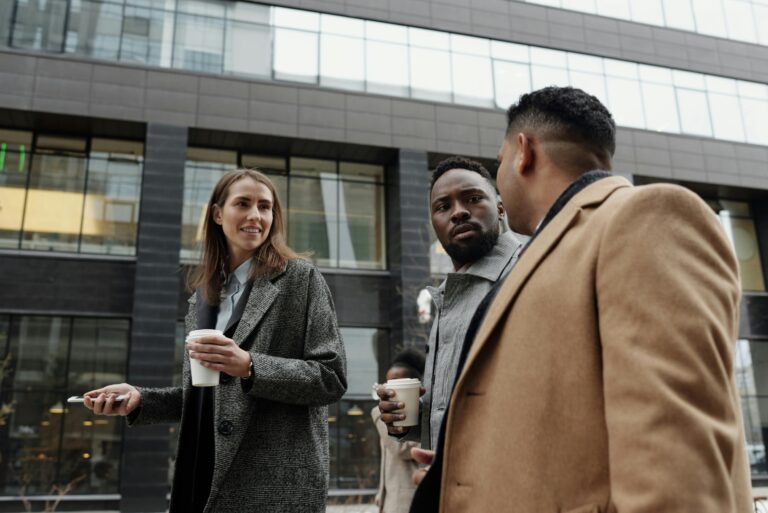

{"left": 380, "top": 413, "right": 406, "bottom": 426}
{"left": 387, "top": 426, "right": 409, "bottom": 435}
{"left": 419, "top": 386, "right": 426, "bottom": 397}
{"left": 378, "top": 400, "right": 404, "bottom": 413}
{"left": 411, "top": 448, "right": 435, "bottom": 466}
{"left": 375, "top": 387, "right": 397, "bottom": 401}
{"left": 412, "top": 468, "right": 428, "bottom": 486}
{"left": 124, "top": 390, "right": 141, "bottom": 414}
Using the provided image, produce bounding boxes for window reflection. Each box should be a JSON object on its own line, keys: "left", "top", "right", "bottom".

{"left": 3, "top": 0, "right": 768, "bottom": 146}
{"left": 0, "top": 315, "right": 129, "bottom": 495}
{"left": 708, "top": 199, "right": 765, "bottom": 292}
{"left": 735, "top": 339, "right": 768, "bottom": 476}
{"left": 0, "top": 130, "right": 32, "bottom": 250}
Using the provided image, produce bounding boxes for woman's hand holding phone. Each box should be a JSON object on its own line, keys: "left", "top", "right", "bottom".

{"left": 83, "top": 383, "right": 142, "bottom": 416}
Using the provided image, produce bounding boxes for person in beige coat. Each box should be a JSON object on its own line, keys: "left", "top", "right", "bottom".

{"left": 373, "top": 349, "right": 425, "bottom": 513}
{"left": 410, "top": 86, "right": 753, "bottom": 513}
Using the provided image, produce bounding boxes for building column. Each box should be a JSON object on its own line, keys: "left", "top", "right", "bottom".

{"left": 387, "top": 149, "right": 431, "bottom": 353}
{"left": 120, "top": 124, "right": 187, "bottom": 512}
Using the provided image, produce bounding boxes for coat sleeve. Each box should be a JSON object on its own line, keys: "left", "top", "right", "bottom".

{"left": 596, "top": 185, "right": 750, "bottom": 512}
{"left": 127, "top": 386, "right": 183, "bottom": 426}
{"left": 245, "top": 265, "right": 348, "bottom": 406}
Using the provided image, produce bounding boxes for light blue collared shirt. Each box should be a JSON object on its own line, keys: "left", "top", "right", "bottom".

{"left": 216, "top": 259, "right": 252, "bottom": 332}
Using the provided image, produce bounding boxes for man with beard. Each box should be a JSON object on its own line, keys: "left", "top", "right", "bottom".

{"left": 377, "top": 156, "right": 523, "bottom": 456}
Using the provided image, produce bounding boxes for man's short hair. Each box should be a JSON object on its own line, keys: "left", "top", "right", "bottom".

{"left": 430, "top": 156, "right": 495, "bottom": 191}
{"left": 506, "top": 86, "right": 616, "bottom": 162}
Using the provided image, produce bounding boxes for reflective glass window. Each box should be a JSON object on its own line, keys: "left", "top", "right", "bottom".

{"left": 328, "top": 327, "right": 389, "bottom": 490}
{"left": 273, "top": 28, "right": 318, "bottom": 83}
{"left": 741, "top": 98, "right": 768, "bottom": 146}
{"left": 451, "top": 53, "right": 494, "bottom": 107}
{"left": 320, "top": 33, "right": 365, "bottom": 91}
{"left": 119, "top": 4, "right": 175, "bottom": 67}
{"left": 173, "top": 13, "right": 225, "bottom": 73}
{"left": 606, "top": 77, "right": 645, "bottom": 128}
{"left": 80, "top": 139, "right": 143, "bottom": 255}
{"left": 531, "top": 65, "right": 569, "bottom": 90}
{"left": 224, "top": 18, "right": 271, "bottom": 78}
{"left": 22, "top": 136, "right": 88, "bottom": 252}
{"left": 735, "top": 339, "right": 768, "bottom": 477}
{"left": 288, "top": 158, "right": 338, "bottom": 267}
{"left": 65, "top": 0, "right": 123, "bottom": 60}
{"left": 676, "top": 89, "right": 713, "bottom": 137}
{"left": 338, "top": 163, "right": 386, "bottom": 270}
{"left": 724, "top": 0, "right": 757, "bottom": 43}
{"left": 630, "top": 0, "right": 665, "bottom": 24}
{"left": 0, "top": 130, "right": 32, "bottom": 250}
{"left": 493, "top": 61, "right": 531, "bottom": 110}
{"left": 596, "top": 0, "right": 632, "bottom": 18}
{"left": 663, "top": 0, "right": 696, "bottom": 31}
{"left": 272, "top": 7, "right": 319, "bottom": 31}
{"left": 713, "top": 200, "right": 766, "bottom": 292}
{"left": 641, "top": 83, "right": 680, "bottom": 132}
{"left": 365, "top": 40, "right": 409, "bottom": 97}
{"left": 11, "top": 0, "right": 68, "bottom": 52}
{"left": 708, "top": 93, "right": 746, "bottom": 142}
{"left": 410, "top": 47, "right": 452, "bottom": 103}
{"left": 0, "top": 315, "right": 129, "bottom": 495}
{"left": 181, "top": 148, "right": 237, "bottom": 262}
{"left": 691, "top": 0, "right": 728, "bottom": 38}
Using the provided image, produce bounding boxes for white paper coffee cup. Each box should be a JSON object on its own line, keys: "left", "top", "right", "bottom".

{"left": 186, "top": 329, "right": 222, "bottom": 387}
{"left": 385, "top": 378, "right": 421, "bottom": 427}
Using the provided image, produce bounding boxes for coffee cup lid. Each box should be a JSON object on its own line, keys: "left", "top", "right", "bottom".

{"left": 385, "top": 378, "right": 421, "bottom": 386}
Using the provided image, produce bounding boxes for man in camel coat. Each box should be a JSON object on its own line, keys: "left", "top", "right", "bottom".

{"left": 410, "top": 86, "right": 753, "bottom": 513}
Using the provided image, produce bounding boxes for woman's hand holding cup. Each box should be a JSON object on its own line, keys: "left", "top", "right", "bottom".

{"left": 186, "top": 331, "right": 252, "bottom": 382}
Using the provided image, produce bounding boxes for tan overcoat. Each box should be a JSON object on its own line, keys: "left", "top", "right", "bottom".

{"left": 439, "top": 176, "right": 753, "bottom": 513}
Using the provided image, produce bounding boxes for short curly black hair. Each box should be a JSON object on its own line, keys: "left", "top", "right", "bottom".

{"left": 506, "top": 86, "right": 616, "bottom": 163}
{"left": 430, "top": 156, "right": 495, "bottom": 192}
{"left": 391, "top": 348, "right": 426, "bottom": 380}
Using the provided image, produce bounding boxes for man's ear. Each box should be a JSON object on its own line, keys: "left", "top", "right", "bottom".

{"left": 515, "top": 133, "right": 534, "bottom": 175}
{"left": 497, "top": 200, "right": 505, "bottom": 219}
{"left": 212, "top": 204, "right": 223, "bottom": 225}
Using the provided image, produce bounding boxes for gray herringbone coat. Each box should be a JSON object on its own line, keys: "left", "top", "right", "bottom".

{"left": 129, "top": 259, "right": 347, "bottom": 513}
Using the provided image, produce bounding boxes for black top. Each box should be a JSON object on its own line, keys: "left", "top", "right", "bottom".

{"left": 409, "top": 170, "right": 612, "bottom": 513}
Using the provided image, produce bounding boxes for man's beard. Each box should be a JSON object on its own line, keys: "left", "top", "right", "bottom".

{"left": 443, "top": 227, "right": 499, "bottom": 267}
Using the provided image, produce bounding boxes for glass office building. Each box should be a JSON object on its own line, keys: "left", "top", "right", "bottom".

{"left": 0, "top": 0, "right": 766, "bottom": 510}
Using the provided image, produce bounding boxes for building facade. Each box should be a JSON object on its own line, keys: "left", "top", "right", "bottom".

{"left": 0, "top": 0, "right": 766, "bottom": 510}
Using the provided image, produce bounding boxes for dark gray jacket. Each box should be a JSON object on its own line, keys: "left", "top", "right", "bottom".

{"left": 130, "top": 258, "right": 347, "bottom": 512}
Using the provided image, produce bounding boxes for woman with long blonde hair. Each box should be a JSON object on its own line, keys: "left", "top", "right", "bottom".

{"left": 85, "top": 169, "right": 347, "bottom": 513}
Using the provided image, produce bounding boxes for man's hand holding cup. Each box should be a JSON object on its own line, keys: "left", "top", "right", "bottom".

{"left": 376, "top": 378, "right": 425, "bottom": 435}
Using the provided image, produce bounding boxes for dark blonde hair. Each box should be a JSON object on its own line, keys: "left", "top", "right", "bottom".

{"left": 188, "top": 169, "right": 298, "bottom": 304}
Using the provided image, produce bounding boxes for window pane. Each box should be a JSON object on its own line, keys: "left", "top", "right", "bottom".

{"left": 8, "top": 317, "right": 70, "bottom": 390}
{"left": 735, "top": 339, "right": 768, "bottom": 477}
{"left": 119, "top": 5, "right": 175, "bottom": 67}
{"left": 11, "top": 0, "right": 68, "bottom": 52}
{"left": 291, "top": 157, "right": 336, "bottom": 178}
{"left": 715, "top": 202, "right": 765, "bottom": 292}
{"left": 180, "top": 149, "right": 236, "bottom": 262}
{"left": 676, "top": 89, "right": 712, "bottom": 137}
{"left": 339, "top": 180, "right": 385, "bottom": 270}
{"left": 642, "top": 83, "right": 680, "bottom": 132}
{"left": 68, "top": 319, "right": 129, "bottom": 392}
{"left": 224, "top": 20, "right": 271, "bottom": 78}
{"left": 691, "top": 0, "right": 727, "bottom": 37}
{"left": 596, "top": 0, "right": 631, "bottom": 18}
{"left": 410, "top": 47, "right": 452, "bottom": 102}
{"left": 365, "top": 40, "right": 409, "bottom": 96}
{"left": 493, "top": 61, "right": 531, "bottom": 109}
{"left": 365, "top": 21, "right": 407, "bottom": 43}
{"left": 723, "top": 0, "right": 756, "bottom": 43}
{"left": 450, "top": 34, "right": 489, "bottom": 56}
{"left": 606, "top": 77, "right": 646, "bottom": 129}
{"left": 741, "top": 98, "right": 768, "bottom": 146}
{"left": 531, "top": 65, "right": 569, "bottom": 90}
{"left": 288, "top": 176, "right": 338, "bottom": 268}
{"left": 81, "top": 140, "right": 143, "bottom": 255}
{"left": 273, "top": 28, "right": 318, "bottom": 83}
{"left": 272, "top": 7, "right": 319, "bottom": 31}
{"left": 321, "top": 14, "right": 364, "bottom": 37}
{"left": 569, "top": 71, "right": 608, "bottom": 106}
{"left": 756, "top": 5, "right": 768, "bottom": 45}
{"left": 409, "top": 27, "right": 449, "bottom": 49}
{"left": 708, "top": 93, "right": 745, "bottom": 142}
{"left": 663, "top": 0, "right": 696, "bottom": 31}
{"left": 173, "top": 13, "right": 225, "bottom": 73}
{"left": 0, "top": 130, "right": 32, "bottom": 250}
{"left": 22, "top": 146, "right": 88, "bottom": 252}
{"left": 630, "top": 0, "right": 665, "bottom": 24}
{"left": 451, "top": 53, "right": 493, "bottom": 107}
{"left": 320, "top": 34, "right": 365, "bottom": 91}
{"left": 491, "top": 41, "right": 529, "bottom": 62}
{"left": 65, "top": 0, "right": 123, "bottom": 60}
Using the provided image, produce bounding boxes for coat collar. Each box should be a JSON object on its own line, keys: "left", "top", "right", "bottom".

{"left": 455, "top": 175, "right": 632, "bottom": 387}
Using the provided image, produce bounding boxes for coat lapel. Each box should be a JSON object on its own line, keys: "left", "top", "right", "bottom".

{"left": 230, "top": 275, "right": 279, "bottom": 350}
{"left": 455, "top": 176, "right": 631, "bottom": 389}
